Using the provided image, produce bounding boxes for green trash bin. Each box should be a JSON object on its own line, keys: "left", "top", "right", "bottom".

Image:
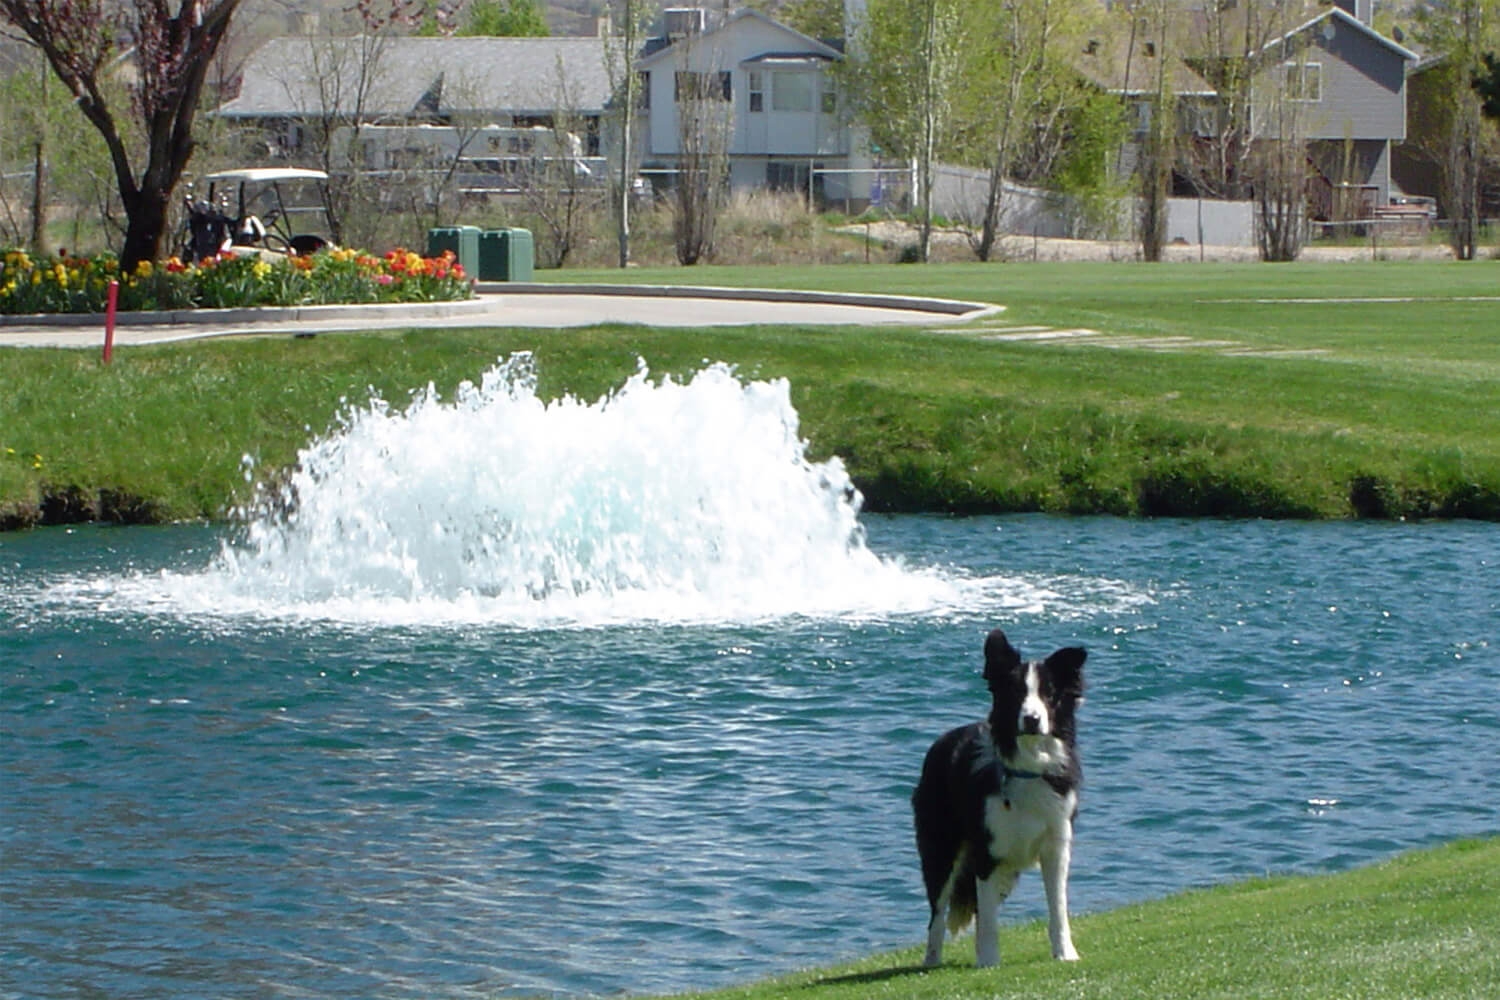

{"left": 426, "top": 225, "right": 481, "bottom": 277}
{"left": 478, "top": 228, "right": 535, "bottom": 281}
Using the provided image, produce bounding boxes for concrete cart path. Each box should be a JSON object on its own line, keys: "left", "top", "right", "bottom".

{"left": 0, "top": 284, "right": 1000, "bottom": 349}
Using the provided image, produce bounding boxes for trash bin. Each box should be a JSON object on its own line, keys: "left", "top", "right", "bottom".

{"left": 478, "top": 228, "right": 535, "bottom": 282}
{"left": 426, "top": 225, "right": 481, "bottom": 277}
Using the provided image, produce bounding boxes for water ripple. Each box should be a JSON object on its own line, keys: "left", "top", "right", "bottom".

{"left": 2, "top": 516, "right": 1496, "bottom": 999}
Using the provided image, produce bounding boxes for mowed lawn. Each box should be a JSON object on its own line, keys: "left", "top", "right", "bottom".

{"left": 546, "top": 259, "right": 1498, "bottom": 368}
{"left": 2, "top": 260, "right": 1497, "bottom": 523}
{"left": 660, "top": 838, "right": 1499, "bottom": 1000}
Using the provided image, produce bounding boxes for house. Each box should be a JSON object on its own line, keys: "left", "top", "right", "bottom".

{"left": 634, "top": 8, "right": 873, "bottom": 206}
{"left": 1251, "top": 2, "right": 1418, "bottom": 218}
{"left": 1074, "top": 32, "right": 1220, "bottom": 181}
{"left": 214, "top": 34, "right": 616, "bottom": 182}
{"left": 1074, "top": 0, "right": 1415, "bottom": 224}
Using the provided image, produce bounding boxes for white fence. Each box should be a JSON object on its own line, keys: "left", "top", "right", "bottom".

{"left": 931, "top": 163, "right": 1257, "bottom": 247}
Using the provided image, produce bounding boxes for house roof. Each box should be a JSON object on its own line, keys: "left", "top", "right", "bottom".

{"left": 215, "top": 35, "right": 616, "bottom": 119}
{"left": 635, "top": 8, "right": 842, "bottom": 70}
{"left": 1259, "top": 7, "right": 1419, "bottom": 63}
{"left": 1074, "top": 36, "right": 1218, "bottom": 98}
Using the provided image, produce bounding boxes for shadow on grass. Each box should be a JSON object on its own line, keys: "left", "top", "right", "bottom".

{"left": 804, "top": 964, "right": 931, "bottom": 988}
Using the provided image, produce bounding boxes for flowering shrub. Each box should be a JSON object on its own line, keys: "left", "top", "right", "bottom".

{"left": 0, "top": 247, "right": 472, "bottom": 315}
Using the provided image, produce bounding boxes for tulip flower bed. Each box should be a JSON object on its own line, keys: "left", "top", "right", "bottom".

{"left": 0, "top": 247, "right": 472, "bottom": 315}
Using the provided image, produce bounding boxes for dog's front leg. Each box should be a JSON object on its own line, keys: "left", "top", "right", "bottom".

{"left": 973, "top": 869, "right": 1017, "bottom": 967}
{"left": 1040, "top": 838, "right": 1079, "bottom": 961}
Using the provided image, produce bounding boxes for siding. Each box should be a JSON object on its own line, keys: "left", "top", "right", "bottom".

{"left": 638, "top": 14, "right": 846, "bottom": 161}
{"left": 1301, "top": 18, "right": 1407, "bottom": 140}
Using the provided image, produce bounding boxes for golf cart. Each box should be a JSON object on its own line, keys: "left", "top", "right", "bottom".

{"left": 180, "top": 167, "right": 336, "bottom": 262}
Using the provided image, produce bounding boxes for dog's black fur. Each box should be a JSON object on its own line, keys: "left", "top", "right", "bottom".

{"left": 912, "top": 628, "right": 1086, "bottom": 966}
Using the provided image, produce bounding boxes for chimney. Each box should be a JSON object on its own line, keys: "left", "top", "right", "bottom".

{"left": 1331, "top": 0, "right": 1374, "bottom": 25}
{"left": 844, "top": 0, "right": 867, "bottom": 45}
{"left": 662, "top": 7, "right": 707, "bottom": 39}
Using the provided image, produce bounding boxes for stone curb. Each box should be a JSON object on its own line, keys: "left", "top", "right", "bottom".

{"left": 0, "top": 285, "right": 998, "bottom": 330}
{"left": 0, "top": 296, "right": 493, "bottom": 329}
{"left": 474, "top": 282, "right": 999, "bottom": 318}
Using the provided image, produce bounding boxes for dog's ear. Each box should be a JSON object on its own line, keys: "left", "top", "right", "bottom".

{"left": 983, "top": 629, "right": 1021, "bottom": 685}
{"left": 1044, "top": 647, "right": 1087, "bottom": 697}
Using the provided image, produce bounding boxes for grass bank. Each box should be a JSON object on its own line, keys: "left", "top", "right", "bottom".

{"left": 2, "top": 260, "right": 1497, "bottom": 526}
{"left": 666, "top": 838, "right": 1498, "bottom": 1000}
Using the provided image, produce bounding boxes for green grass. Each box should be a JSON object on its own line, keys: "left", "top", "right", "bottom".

{"left": 548, "top": 259, "right": 1500, "bottom": 374}
{"left": 664, "top": 838, "right": 1499, "bottom": 1000}
{"left": 2, "top": 260, "right": 1498, "bottom": 525}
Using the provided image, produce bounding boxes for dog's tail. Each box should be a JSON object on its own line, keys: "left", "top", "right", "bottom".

{"left": 946, "top": 863, "right": 977, "bottom": 935}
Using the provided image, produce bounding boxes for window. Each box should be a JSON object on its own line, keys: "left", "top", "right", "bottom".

{"left": 748, "top": 70, "right": 764, "bottom": 113}
{"left": 1284, "top": 61, "right": 1321, "bottom": 101}
{"left": 638, "top": 70, "right": 650, "bottom": 111}
{"left": 767, "top": 161, "right": 809, "bottom": 193}
{"left": 820, "top": 81, "right": 837, "bottom": 115}
{"left": 1132, "top": 99, "right": 1152, "bottom": 135}
{"left": 771, "top": 71, "right": 813, "bottom": 112}
{"left": 674, "top": 70, "right": 731, "bottom": 102}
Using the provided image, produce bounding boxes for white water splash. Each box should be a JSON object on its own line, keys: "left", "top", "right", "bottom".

{"left": 140, "top": 354, "right": 1005, "bottom": 626}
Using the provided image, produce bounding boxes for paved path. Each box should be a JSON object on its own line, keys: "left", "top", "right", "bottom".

{"left": 928, "top": 317, "right": 1332, "bottom": 359}
{"left": 0, "top": 284, "right": 1355, "bottom": 359}
{"left": 0, "top": 283, "right": 998, "bottom": 349}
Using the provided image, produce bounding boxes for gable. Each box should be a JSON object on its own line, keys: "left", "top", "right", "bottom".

{"left": 636, "top": 8, "right": 841, "bottom": 71}
{"left": 1271, "top": 8, "right": 1418, "bottom": 66}
{"left": 1256, "top": 8, "right": 1414, "bottom": 140}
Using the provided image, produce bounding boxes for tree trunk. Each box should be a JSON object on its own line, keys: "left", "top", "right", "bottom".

{"left": 120, "top": 184, "right": 173, "bottom": 268}
{"left": 1446, "top": 98, "right": 1482, "bottom": 261}
{"left": 30, "top": 141, "right": 48, "bottom": 255}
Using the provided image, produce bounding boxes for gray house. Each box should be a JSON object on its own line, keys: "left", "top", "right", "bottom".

{"left": 1254, "top": 2, "right": 1418, "bottom": 217}
{"left": 634, "top": 8, "right": 866, "bottom": 201}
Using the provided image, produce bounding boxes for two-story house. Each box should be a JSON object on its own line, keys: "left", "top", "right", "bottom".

{"left": 1252, "top": 1, "right": 1418, "bottom": 218}
{"left": 1076, "top": 0, "right": 1416, "bottom": 226}
{"left": 635, "top": 8, "right": 869, "bottom": 205}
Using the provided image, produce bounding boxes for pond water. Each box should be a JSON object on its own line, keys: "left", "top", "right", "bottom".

{"left": 2, "top": 358, "right": 1496, "bottom": 999}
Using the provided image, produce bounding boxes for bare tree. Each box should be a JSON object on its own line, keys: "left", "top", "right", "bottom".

{"left": 1250, "top": 38, "right": 1312, "bottom": 262}
{"left": 671, "top": 64, "right": 732, "bottom": 265}
{"left": 1414, "top": 0, "right": 1499, "bottom": 260}
{"left": 967, "top": 0, "right": 1048, "bottom": 260}
{"left": 0, "top": 39, "right": 125, "bottom": 253}
{"left": 1131, "top": 0, "right": 1175, "bottom": 262}
{"left": 602, "top": 0, "right": 648, "bottom": 267}
{"left": 0, "top": 42, "right": 51, "bottom": 251}
{"left": 1, "top": 0, "right": 245, "bottom": 268}
{"left": 515, "top": 56, "right": 597, "bottom": 267}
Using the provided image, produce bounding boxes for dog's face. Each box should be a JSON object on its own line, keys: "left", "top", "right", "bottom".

{"left": 983, "top": 629, "right": 1086, "bottom": 756}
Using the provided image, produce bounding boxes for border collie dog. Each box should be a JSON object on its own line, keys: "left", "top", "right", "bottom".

{"left": 912, "top": 629, "right": 1086, "bottom": 967}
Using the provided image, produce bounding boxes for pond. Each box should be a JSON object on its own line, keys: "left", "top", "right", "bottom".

{"left": 2, "top": 359, "right": 1496, "bottom": 999}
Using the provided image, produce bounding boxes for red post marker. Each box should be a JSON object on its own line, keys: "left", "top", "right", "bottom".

{"left": 102, "top": 279, "right": 119, "bottom": 364}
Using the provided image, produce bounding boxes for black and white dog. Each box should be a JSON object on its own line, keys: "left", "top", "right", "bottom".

{"left": 912, "top": 628, "right": 1086, "bottom": 967}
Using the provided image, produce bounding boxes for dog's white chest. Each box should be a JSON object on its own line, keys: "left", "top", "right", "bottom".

{"left": 982, "top": 781, "right": 1073, "bottom": 870}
